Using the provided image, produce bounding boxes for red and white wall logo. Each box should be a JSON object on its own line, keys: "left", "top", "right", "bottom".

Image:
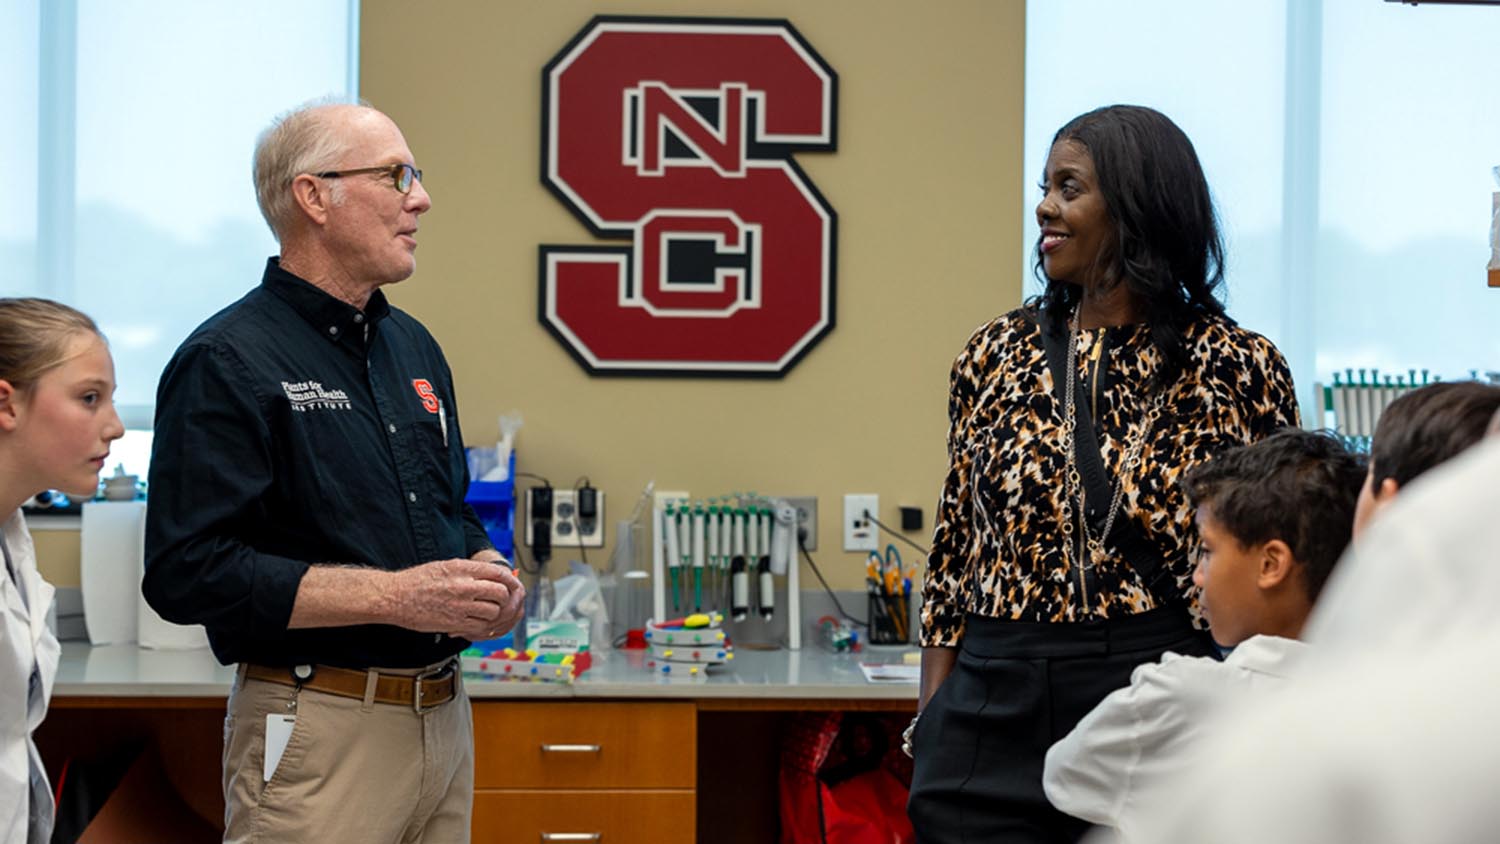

{"left": 540, "top": 16, "right": 838, "bottom": 377}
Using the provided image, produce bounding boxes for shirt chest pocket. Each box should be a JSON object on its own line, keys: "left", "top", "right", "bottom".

{"left": 399, "top": 382, "right": 465, "bottom": 514}
{"left": 405, "top": 380, "right": 449, "bottom": 449}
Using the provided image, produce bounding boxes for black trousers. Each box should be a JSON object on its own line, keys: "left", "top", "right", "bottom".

{"left": 907, "top": 608, "right": 1212, "bottom": 844}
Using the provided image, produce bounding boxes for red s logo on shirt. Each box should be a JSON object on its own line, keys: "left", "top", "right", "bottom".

{"left": 411, "top": 379, "right": 440, "bottom": 414}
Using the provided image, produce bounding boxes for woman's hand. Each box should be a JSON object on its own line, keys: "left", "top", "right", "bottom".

{"left": 919, "top": 645, "right": 959, "bottom": 711}
{"left": 906, "top": 646, "right": 959, "bottom": 757}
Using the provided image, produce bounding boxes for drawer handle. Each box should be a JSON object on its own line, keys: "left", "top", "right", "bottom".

{"left": 541, "top": 744, "right": 602, "bottom": 753}
{"left": 541, "top": 834, "right": 602, "bottom": 842}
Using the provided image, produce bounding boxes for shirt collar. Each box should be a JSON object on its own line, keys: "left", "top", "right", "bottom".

{"left": 260, "top": 257, "right": 390, "bottom": 350}
{"left": 1222, "top": 634, "right": 1308, "bottom": 679}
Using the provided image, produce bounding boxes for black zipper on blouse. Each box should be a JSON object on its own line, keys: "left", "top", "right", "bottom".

{"left": 1089, "top": 328, "right": 1109, "bottom": 422}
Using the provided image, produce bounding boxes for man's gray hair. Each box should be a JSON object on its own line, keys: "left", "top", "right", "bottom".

{"left": 253, "top": 96, "right": 372, "bottom": 242}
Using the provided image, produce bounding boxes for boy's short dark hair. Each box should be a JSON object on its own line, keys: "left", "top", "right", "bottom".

{"left": 1185, "top": 429, "right": 1365, "bottom": 603}
{"left": 1370, "top": 382, "right": 1500, "bottom": 489}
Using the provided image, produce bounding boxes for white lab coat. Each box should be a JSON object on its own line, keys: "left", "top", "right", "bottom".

{"left": 2, "top": 511, "right": 59, "bottom": 844}
{"left": 1044, "top": 635, "right": 1306, "bottom": 842}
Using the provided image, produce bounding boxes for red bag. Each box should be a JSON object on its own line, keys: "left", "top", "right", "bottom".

{"left": 779, "top": 712, "right": 915, "bottom": 844}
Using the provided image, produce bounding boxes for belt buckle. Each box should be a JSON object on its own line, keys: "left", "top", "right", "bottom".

{"left": 412, "top": 658, "right": 456, "bottom": 714}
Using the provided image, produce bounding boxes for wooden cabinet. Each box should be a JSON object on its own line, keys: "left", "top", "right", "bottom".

{"left": 471, "top": 701, "right": 696, "bottom": 843}
{"left": 473, "top": 790, "right": 694, "bottom": 843}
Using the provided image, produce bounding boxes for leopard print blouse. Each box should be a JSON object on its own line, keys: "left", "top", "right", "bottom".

{"left": 920, "top": 306, "right": 1300, "bottom": 647}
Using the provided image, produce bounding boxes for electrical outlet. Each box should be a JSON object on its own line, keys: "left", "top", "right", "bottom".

{"left": 526, "top": 488, "right": 605, "bottom": 548}
{"left": 843, "top": 493, "right": 879, "bottom": 552}
{"left": 781, "top": 496, "right": 818, "bottom": 551}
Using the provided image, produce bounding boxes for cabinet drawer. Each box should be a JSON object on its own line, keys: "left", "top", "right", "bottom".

{"left": 472, "top": 702, "right": 695, "bottom": 788}
{"left": 472, "top": 789, "right": 694, "bottom": 844}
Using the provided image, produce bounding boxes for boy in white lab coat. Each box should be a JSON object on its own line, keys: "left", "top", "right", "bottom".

{"left": 1349, "top": 381, "right": 1500, "bottom": 539}
{"left": 1042, "top": 429, "right": 1365, "bottom": 841}
{"left": 1121, "top": 401, "right": 1500, "bottom": 844}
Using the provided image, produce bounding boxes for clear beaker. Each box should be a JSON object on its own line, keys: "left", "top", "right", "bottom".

{"left": 608, "top": 517, "right": 652, "bottom": 647}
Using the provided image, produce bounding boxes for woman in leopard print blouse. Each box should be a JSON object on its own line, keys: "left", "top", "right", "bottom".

{"left": 907, "top": 106, "right": 1300, "bottom": 844}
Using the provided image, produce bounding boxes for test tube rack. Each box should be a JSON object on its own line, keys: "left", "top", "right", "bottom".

{"left": 461, "top": 647, "right": 592, "bottom": 683}
{"left": 642, "top": 613, "right": 735, "bottom": 676}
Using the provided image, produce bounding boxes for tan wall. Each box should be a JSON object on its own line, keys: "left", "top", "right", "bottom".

{"left": 359, "top": 0, "right": 1026, "bottom": 588}
{"left": 35, "top": 530, "right": 81, "bottom": 588}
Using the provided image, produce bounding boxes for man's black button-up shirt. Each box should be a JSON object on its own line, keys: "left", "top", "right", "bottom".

{"left": 143, "top": 258, "right": 492, "bottom": 669}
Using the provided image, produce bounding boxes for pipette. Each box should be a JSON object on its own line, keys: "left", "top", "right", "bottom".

{"left": 692, "top": 503, "right": 706, "bottom": 612}
{"left": 757, "top": 504, "right": 774, "bottom": 621}
{"left": 663, "top": 503, "right": 681, "bottom": 613}
{"left": 707, "top": 504, "right": 720, "bottom": 612}
{"left": 730, "top": 507, "right": 749, "bottom": 621}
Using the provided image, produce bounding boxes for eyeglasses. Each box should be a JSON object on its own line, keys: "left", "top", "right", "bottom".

{"left": 314, "top": 163, "right": 422, "bottom": 194}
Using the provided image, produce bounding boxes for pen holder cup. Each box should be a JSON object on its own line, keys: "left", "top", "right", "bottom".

{"left": 868, "top": 592, "right": 910, "bottom": 645}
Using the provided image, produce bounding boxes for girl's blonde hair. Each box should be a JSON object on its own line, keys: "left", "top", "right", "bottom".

{"left": 0, "top": 297, "right": 102, "bottom": 391}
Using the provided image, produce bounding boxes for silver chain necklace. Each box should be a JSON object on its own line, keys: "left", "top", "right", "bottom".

{"left": 1057, "top": 308, "right": 1165, "bottom": 610}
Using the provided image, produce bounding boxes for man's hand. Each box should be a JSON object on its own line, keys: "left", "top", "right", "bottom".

{"left": 388, "top": 558, "right": 523, "bottom": 640}
{"left": 464, "top": 551, "right": 524, "bottom": 640}
{"left": 463, "top": 572, "right": 525, "bottom": 642}
{"left": 287, "top": 558, "right": 527, "bottom": 637}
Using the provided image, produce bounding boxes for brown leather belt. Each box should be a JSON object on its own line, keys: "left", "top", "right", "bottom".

{"left": 243, "top": 660, "right": 458, "bottom": 713}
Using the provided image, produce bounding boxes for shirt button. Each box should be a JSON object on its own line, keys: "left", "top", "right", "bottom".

{"left": 408, "top": 492, "right": 418, "bottom": 503}
{"left": 388, "top": 424, "right": 397, "bottom": 434}
{"left": 354, "top": 313, "right": 365, "bottom": 324}
{"left": 328, "top": 326, "right": 339, "bottom": 336}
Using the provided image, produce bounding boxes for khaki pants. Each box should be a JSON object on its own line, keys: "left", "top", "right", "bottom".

{"left": 223, "top": 664, "right": 474, "bottom": 844}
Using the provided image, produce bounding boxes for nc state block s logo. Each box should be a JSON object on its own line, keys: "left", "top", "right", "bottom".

{"left": 540, "top": 16, "right": 838, "bottom": 377}
{"left": 412, "top": 379, "right": 440, "bottom": 413}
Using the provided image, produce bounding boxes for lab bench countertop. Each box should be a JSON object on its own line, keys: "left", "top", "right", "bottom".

{"left": 53, "top": 642, "right": 921, "bottom": 702}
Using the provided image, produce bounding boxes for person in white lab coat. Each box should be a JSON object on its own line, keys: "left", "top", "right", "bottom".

{"left": 0, "top": 298, "right": 125, "bottom": 844}
{"left": 1134, "top": 435, "right": 1500, "bottom": 844}
{"left": 1043, "top": 430, "right": 1364, "bottom": 841}
{"left": 1349, "top": 381, "right": 1500, "bottom": 540}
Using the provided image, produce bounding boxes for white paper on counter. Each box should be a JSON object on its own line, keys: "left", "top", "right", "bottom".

{"left": 859, "top": 662, "right": 920, "bottom": 683}
{"left": 80, "top": 501, "right": 145, "bottom": 645}
{"left": 81, "top": 501, "right": 210, "bottom": 650}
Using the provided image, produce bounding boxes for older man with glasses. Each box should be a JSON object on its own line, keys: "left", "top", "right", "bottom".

{"left": 143, "top": 100, "right": 522, "bottom": 843}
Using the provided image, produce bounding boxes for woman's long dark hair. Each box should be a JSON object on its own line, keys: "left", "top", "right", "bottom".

{"left": 1029, "top": 105, "right": 1230, "bottom": 389}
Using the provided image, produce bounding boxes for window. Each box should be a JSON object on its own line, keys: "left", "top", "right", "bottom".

{"left": 1025, "top": 0, "right": 1500, "bottom": 421}
{"left": 0, "top": 3, "right": 40, "bottom": 298}
{"left": 1315, "top": 0, "right": 1500, "bottom": 386}
{"left": 2, "top": 0, "right": 358, "bottom": 476}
